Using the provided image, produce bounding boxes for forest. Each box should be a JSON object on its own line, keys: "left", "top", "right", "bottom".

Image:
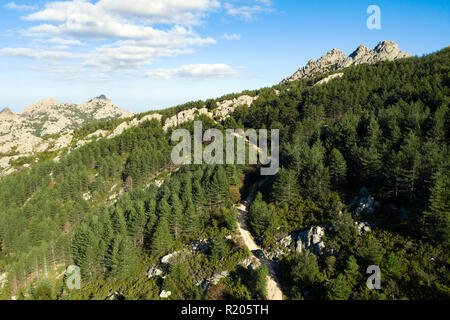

{"left": 0, "top": 47, "right": 448, "bottom": 300}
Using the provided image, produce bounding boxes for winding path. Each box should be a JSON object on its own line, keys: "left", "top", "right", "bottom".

{"left": 236, "top": 185, "right": 283, "bottom": 300}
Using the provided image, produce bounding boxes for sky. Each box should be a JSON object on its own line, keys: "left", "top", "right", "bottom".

{"left": 0, "top": 0, "right": 449, "bottom": 113}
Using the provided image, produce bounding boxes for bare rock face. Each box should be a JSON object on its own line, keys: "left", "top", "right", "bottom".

{"left": 159, "top": 290, "right": 172, "bottom": 299}
{"left": 147, "top": 267, "right": 164, "bottom": 279}
{"left": 0, "top": 96, "right": 133, "bottom": 154}
{"left": 0, "top": 96, "right": 133, "bottom": 177}
{"left": 282, "top": 40, "right": 411, "bottom": 83}
{"left": 215, "top": 95, "right": 258, "bottom": 121}
{"left": 314, "top": 72, "right": 344, "bottom": 86}
{"left": 283, "top": 49, "right": 347, "bottom": 83}
{"left": 295, "top": 226, "right": 326, "bottom": 255}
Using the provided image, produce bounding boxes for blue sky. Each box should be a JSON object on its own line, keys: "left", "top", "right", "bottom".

{"left": 0, "top": 0, "right": 449, "bottom": 113}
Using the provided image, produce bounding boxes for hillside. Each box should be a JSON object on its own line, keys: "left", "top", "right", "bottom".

{"left": 0, "top": 44, "right": 448, "bottom": 301}
{"left": 0, "top": 96, "right": 133, "bottom": 177}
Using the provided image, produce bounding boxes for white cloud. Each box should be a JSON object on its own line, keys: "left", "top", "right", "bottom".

{"left": 224, "top": 0, "right": 273, "bottom": 20}
{"left": 0, "top": 47, "right": 84, "bottom": 60}
{"left": 1, "top": 0, "right": 219, "bottom": 73}
{"left": 224, "top": 33, "right": 241, "bottom": 40}
{"left": 47, "top": 38, "right": 84, "bottom": 46}
{"left": 0, "top": 0, "right": 273, "bottom": 77}
{"left": 5, "top": 2, "right": 35, "bottom": 11}
{"left": 146, "top": 64, "right": 238, "bottom": 79}
{"left": 24, "top": 0, "right": 220, "bottom": 26}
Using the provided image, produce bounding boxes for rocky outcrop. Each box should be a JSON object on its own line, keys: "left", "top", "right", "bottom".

{"left": 161, "top": 251, "right": 181, "bottom": 265}
{"left": 295, "top": 226, "right": 326, "bottom": 255}
{"left": 199, "top": 270, "right": 230, "bottom": 292}
{"left": 159, "top": 290, "right": 172, "bottom": 299}
{"left": 283, "top": 49, "right": 346, "bottom": 83}
{"left": 314, "top": 72, "right": 344, "bottom": 86}
{"left": 0, "top": 96, "right": 133, "bottom": 176}
{"left": 282, "top": 41, "right": 411, "bottom": 83}
{"left": 355, "top": 221, "right": 372, "bottom": 235}
{"left": 189, "top": 239, "right": 211, "bottom": 253}
{"left": 0, "top": 272, "right": 7, "bottom": 288}
{"left": 161, "top": 95, "right": 257, "bottom": 131}
{"left": 147, "top": 267, "right": 164, "bottom": 279}
{"left": 350, "top": 188, "right": 379, "bottom": 215}
{"left": 215, "top": 95, "right": 258, "bottom": 121}
{"left": 163, "top": 107, "right": 212, "bottom": 131}
{"left": 108, "top": 114, "right": 162, "bottom": 139}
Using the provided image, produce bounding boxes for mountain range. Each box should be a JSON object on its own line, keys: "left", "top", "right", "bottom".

{"left": 0, "top": 41, "right": 412, "bottom": 178}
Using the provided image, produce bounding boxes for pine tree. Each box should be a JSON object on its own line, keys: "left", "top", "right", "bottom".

{"left": 359, "top": 144, "right": 383, "bottom": 185}
{"left": 423, "top": 167, "right": 450, "bottom": 246}
{"left": 344, "top": 255, "right": 360, "bottom": 286}
{"left": 291, "top": 251, "right": 319, "bottom": 288}
{"left": 327, "top": 274, "right": 352, "bottom": 300}
{"left": 150, "top": 217, "right": 174, "bottom": 258}
{"left": 249, "top": 193, "right": 275, "bottom": 237}
{"left": 106, "top": 235, "right": 136, "bottom": 278}
{"left": 210, "top": 234, "right": 228, "bottom": 262}
{"left": 271, "top": 168, "right": 300, "bottom": 204}
{"left": 170, "top": 193, "right": 183, "bottom": 240}
{"left": 111, "top": 208, "right": 128, "bottom": 235}
{"left": 329, "top": 148, "right": 347, "bottom": 187}
{"left": 399, "top": 131, "right": 423, "bottom": 199}
{"left": 360, "top": 238, "right": 383, "bottom": 266}
{"left": 181, "top": 199, "right": 199, "bottom": 239}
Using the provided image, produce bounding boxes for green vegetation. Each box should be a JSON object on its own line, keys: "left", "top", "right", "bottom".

{"left": 0, "top": 47, "right": 449, "bottom": 300}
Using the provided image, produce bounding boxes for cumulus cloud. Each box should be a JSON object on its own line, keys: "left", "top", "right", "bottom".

{"left": 146, "top": 64, "right": 238, "bottom": 79}
{"left": 1, "top": 0, "right": 219, "bottom": 74}
{"left": 0, "top": 0, "right": 273, "bottom": 77}
{"left": 24, "top": 0, "right": 220, "bottom": 26}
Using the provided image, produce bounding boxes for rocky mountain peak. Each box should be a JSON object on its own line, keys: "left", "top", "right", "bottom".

{"left": 282, "top": 40, "right": 411, "bottom": 83}
{"left": 0, "top": 107, "right": 13, "bottom": 115}
{"left": 349, "top": 44, "right": 370, "bottom": 59}
{"left": 0, "top": 96, "right": 134, "bottom": 157}
{"left": 90, "top": 94, "right": 109, "bottom": 102}
{"left": 0, "top": 107, "right": 17, "bottom": 121}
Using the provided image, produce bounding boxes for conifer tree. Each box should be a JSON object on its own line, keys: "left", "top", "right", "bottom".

{"left": 329, "top": 148, "right": 347, "bottom": 187}
{"left": 150, "top": 217, "right": 174, "bottom": 258}
{"left": 327, "top": 274, "right": 352, "bottom": 300}
{"left": 423, "top": 167, "right": 450, "bottom": 246}
{"left": 271, "top": 168, "right": 300, "bottom": 204}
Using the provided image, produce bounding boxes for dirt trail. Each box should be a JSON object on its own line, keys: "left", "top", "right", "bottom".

{"left": 236, "top": 186, "right": 283, "bottom": 300}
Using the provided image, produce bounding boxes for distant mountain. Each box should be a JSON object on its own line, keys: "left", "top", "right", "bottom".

{"left": 282, "top": 40, "right": 411, "bottom": 83}
{"left": 0, "top": 96, "right": 133, "bottom": 155}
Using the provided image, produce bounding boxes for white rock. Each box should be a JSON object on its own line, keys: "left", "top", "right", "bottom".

{"left": 296, "top": 226, "right": 326, "bottom": 255}
{"left": 207, "top": 271, "right": 229, "bottom": 286}
{"left": 355, "top": 221, "right": 371, "bottom": 235}
{"left": 159, "top": 290, "right": 172, "bottom": 299}
{"left": 161, "top": 251, "right": 180, "bottom": 265}
{"left": 86, "top": 129, "right": 109, "bottom": 140}
{"left": 0, "top": 272, "right": 7, "bottom": 288}
{"left": 147, "top": 267, "right": 164, "bottom": 278}
{"left": 314, "top": 73, "right": 344, "bottom": 86}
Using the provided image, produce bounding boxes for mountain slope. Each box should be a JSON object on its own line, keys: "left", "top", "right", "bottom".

{"left": 0, "top": 45, "right": 448, "bottom": 301}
